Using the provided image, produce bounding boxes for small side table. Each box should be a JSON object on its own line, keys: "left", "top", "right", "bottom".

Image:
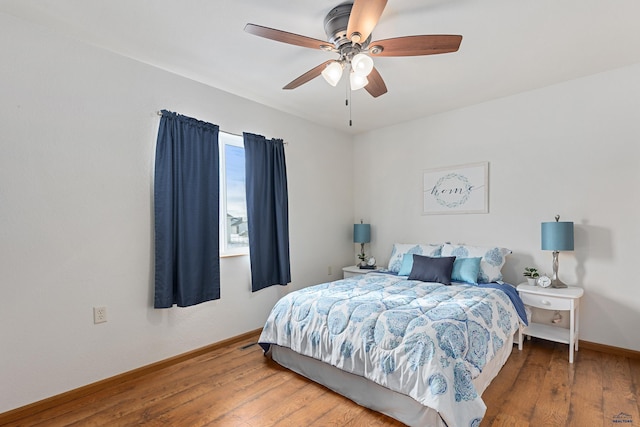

{"left": 342, "top": 265, "right": 381, "bottom": 279}
{"left": 516, "top": 283, "right": 584, "bottom": 363}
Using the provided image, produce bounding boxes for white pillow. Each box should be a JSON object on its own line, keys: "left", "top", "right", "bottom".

{"left": 440, "top": 243, "right": 511, "bottom": 283}
{"left": 387, "top": 243, "right": 443, "bottom": 273}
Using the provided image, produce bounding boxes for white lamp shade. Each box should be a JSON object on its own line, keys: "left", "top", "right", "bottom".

{"left": 321, "top": 61, "right": 343, "bottom": 86}
{"left": 350, "top": 72, "right": 369, "bottom": 90}
{"left": 351, "top": 53, "right": 374, "bottom": 76}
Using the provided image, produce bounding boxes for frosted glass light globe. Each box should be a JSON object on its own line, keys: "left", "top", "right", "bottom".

{"left": 351, "top": 53, "right": 374, "bottom": 76}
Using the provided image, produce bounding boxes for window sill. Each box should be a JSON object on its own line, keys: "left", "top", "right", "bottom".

{"left": 220, "top": 252, "right": 249, "bottom": 259}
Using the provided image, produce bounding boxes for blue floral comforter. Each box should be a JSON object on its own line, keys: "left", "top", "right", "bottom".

{"left": 259, "top": 273, "right": 524, "bottom": 427}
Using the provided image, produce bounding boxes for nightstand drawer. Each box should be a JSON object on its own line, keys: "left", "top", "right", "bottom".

{"left": 520, "top": 292, "right": 571, "bottom": 310}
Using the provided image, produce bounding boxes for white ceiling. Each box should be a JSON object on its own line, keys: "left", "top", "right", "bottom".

{"left": 2, "top": 0, "right": 640, "bottom": 134}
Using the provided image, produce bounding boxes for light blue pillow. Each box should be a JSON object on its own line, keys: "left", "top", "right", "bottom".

{"left": 397, "top": 253, "right": 414, "bottom": 276}
{"left": 451, "top": 257, "right": 482, "bottom": 284}
{"left": 441, "top": 244, "right": 511, "bottom": 283}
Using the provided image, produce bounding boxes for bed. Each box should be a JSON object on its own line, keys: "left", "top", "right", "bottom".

{"left": 258, "top": 243, "right": 527, "bottom": 427}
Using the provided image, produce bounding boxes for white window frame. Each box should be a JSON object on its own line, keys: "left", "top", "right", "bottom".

{"left": 219, "top": 132, "right": 249, "bottom": 256}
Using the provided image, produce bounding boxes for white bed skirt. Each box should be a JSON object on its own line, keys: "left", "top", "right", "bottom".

{"left": 268, "top": 333, "right": 515, "bottom": 427}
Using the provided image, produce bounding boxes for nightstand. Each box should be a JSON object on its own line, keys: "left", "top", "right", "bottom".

{"left": 342, "top": 265, "right": 381, "bottom": 279}
{"left": 516, "top": 283, "right": 584, "bottom": 363}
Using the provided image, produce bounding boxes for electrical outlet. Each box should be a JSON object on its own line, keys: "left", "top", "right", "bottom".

{"left": 93, "top": 306, "right": 107, "bottom": 324}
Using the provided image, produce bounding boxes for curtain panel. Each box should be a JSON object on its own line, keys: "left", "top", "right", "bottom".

{"left": 243, "top": 133, "right": 291, "bottom": 292}
{"left": 154, "top": 110, "right": 220, "bottom": 308}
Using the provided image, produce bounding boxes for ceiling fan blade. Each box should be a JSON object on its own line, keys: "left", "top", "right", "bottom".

{"left": 369, "top": 35, "right": 463, "bottom": 57}
{"left": 283, "top": 60, "right": 334, "bottom": 90}
{"left": 346, "top": 0, "right": 388, "bottom": 44}
{"left": 365, "top": 67, "right": 387, "bottom": 98}
{"left": 244, "top": 23, "right": 333, "bottom": 50}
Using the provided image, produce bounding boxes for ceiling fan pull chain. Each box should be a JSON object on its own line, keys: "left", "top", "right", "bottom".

{"left": 345, "top": 78, "right": 349, "bottom": 107}
{"left": 347, "top": 85, "right": 353, "bottom": 127}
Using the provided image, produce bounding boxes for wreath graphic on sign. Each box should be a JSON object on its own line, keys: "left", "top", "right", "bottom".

{"left": 433, "top": 173, "right": 473, "bottom": 208}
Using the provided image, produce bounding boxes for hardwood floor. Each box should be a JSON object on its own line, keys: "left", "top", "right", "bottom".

{"left": 482, "top": 339, "right": 640, "bottom": 426}
{"left": 3, "top": 331, "right": 639, "bottom": 426}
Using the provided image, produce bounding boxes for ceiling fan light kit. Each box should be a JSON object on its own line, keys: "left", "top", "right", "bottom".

{"left": 245, "top": 0, "right": 462, "bottom": 113}
{"left": 322, "top": 55, "right": 373, "bottom": 90}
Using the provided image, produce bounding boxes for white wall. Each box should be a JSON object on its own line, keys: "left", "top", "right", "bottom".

{"left": 353, "top": 63, "right": 640, "bottom": 352}
{"left": 0, "top": 13, "right": 354, "bottom": 413}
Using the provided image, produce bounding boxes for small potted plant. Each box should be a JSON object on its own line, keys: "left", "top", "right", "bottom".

{"left": 523, "top": 267, "right": 540, "bottom": 286}
{"left": 357, "top": 251, "right": 367, "bottom": 268}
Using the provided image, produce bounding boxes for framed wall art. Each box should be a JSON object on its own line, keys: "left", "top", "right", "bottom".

{"left": 422, "top": 161, "right": 489, "bottom": 215}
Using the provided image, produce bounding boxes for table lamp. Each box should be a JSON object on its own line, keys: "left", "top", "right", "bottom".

{"left": 353, "top": 220, "right": 371, "bottom": 267}
{"left": 541, "top": 215, "right": 574, "bottom": 288}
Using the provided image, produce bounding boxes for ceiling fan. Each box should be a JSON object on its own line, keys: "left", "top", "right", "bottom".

{"left": 244, "top": 0, "right": 462, "bottom": 98}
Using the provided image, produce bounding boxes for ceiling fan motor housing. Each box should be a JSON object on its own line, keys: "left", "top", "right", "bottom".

{"left": 324, "top": 2, "right": 370, "bottom": 49}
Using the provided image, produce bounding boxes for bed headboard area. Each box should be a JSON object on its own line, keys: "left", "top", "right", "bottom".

{"left": 385, "top": 243, "right": 512, "bottom": 285}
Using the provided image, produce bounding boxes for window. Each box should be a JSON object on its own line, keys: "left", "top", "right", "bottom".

{"left": 219, "top": 132, "right": 249, "bottom": 255}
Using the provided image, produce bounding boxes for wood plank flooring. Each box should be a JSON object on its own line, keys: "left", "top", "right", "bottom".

{"left": 3, "top": 331, "right": 639, "bottom": 426}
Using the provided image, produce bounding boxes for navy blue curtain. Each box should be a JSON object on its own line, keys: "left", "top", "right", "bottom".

{"left": 243, "top": 133, "right": 291, "bottom": 292}
{"left": 154, "top": 110, "right": 220, "bottom": 308}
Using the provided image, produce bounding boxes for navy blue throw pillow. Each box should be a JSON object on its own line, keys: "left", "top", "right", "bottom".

{"left": 408, "top": 255, "right": 456, "bottom": 285}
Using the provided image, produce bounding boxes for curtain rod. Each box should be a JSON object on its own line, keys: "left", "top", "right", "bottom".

{"left": 156, "top": 111, "right": 287, "bottom": 144}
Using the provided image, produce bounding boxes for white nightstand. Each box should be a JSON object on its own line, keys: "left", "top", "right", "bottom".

{"left": 342, "top": 265, "right": 381, "bottom": 279}
{"left": 516, "top": 283, "right": 584, "bottom": 363}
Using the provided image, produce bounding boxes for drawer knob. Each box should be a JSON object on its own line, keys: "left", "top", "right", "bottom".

{"left": 541, "top": 299, "right": 551, "bottom": 306}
